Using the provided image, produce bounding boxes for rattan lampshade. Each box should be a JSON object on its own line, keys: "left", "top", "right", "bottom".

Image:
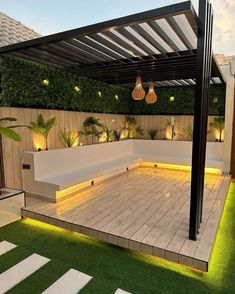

{"left": 145, "top": 82, "right": 158, "bottom": 104}
{"left": 132, "top": 76, "right": 145, "bottom": 100}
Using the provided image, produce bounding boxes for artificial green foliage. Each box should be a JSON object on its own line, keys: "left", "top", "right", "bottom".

{"left": 129, "top": 85, "right": 226, "bottom": 115}
{"left": 0, "top": 55, "right": 225, "bottom": 115}
{"left": 0, "top": 55, "right": 131, "bottom": 113}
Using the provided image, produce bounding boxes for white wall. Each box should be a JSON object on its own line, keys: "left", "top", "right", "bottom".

{"left": 222, "top": 60, "right": 235, "bottom": 173}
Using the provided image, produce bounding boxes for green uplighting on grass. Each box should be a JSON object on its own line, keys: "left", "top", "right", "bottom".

{"left": 0, "top": 183, "right": 234, "bottom": 293}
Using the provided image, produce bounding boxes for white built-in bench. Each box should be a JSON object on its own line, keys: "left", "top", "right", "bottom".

{"left": 22, "top": 140, "right": 223, "bottom": 202}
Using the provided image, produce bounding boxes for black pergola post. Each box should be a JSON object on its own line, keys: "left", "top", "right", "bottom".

{"left": 189, "top": 0, "right": 213, "bottom": 241}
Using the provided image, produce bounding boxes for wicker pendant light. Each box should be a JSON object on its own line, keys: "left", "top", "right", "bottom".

{"left": 132, "top": 75, "right": 145, "bottom": 100}
{"left": 145, "top": 82, "right": 158, "bottom": 104}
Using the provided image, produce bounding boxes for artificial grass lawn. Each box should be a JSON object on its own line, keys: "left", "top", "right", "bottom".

{"left": 0, "top": 183, "right": 235, "bottom": 294}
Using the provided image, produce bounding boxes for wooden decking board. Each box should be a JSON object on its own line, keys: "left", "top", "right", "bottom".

{"left": 22, "top": 167, "right": 230, "bottom": 272}
{"left": 103, "top": 171, "right": 185, "bottom": 237}
{"left": 62, "top": 171, "right": 150, "bottom": 222}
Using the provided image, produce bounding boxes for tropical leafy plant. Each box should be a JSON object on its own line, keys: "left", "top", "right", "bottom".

{"left": 147, "top": 129, "right": 158, "bottom": 140}
{"left": 0, "top": 117, "right": 27, "bottom": 141}
{"left": 61, "top": 129, "right": 79, "bottom": 147}
{"left": 30, "top": 114, "right": 56, "bottom": 150}
{"left": 101, "top": 119, "right": 115, "bottom": 143}
{"left": 135, "top": 126, "right": 144, "bottom": 138}
{"left": 83, "top": 116, "right": 103, "bottom": 143}
{"left": 160, "top": 117, "right": 176, "bottom": 141}
{"left": 113, "top": 130, "right": 122, "bottom": 141}
{"left": 209, "top": 116, "right": 225, "bottom": 142}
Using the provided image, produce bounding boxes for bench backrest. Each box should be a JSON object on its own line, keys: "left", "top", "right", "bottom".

{"left": 32, "top": 140, "right": 133, "bottom": 179}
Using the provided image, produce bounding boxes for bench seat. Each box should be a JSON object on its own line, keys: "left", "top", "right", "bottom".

{"left": 39, "top": 155, "right": 142, "bottom": 190}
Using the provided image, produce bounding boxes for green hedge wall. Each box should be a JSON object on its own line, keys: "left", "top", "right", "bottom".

{"left": 0, "top": 55, "right": 225, "bottom": 115}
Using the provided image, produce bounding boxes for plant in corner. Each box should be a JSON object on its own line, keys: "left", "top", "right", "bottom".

{"left": 147, "top": 129, "right": 158, "bottom": 140}
{"left": 61, "top": 129, "right": 79, "bottom": 148}
{"left": 30, "top": 114, "right": 56, "bottom": 150}
{"left": 209, "top": 116, "right": 225, "bottom": 142}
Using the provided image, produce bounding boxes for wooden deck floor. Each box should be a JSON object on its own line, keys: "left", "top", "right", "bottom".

{"left": 22, "top": 167, "right": 230, "bottom": 271}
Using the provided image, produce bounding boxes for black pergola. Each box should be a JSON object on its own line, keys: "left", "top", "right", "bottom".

{"left": 0, "top": 0, "right": 225, "bottom": 240}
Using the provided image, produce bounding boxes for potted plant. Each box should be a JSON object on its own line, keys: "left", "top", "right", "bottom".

{"left": 147, "top": 129, "right": 158, "bottom": 140}
{"left": 30, "top": 114, "right": 56, "bottom": 150}
{"left": 61, "top": 129, "right": 79, "bottom": 147}
{"left": 161, "top": 116, "right": 176, "bottom": 141}
{"left": 83, "top": 116, "right": 102, "bottom": 144}
{"left": 209, "top": 116, "right": 225, "bottom": 142}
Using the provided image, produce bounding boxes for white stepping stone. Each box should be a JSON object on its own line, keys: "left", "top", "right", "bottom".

{"left": 115, "top": 289, "right": 132, "bottom": 294}
{"left": 0, "top": 241, "right": 17, "bottom": 256}
{"left": 42, "top": 268, "right": 92, "bottom": 294}
{"left": 0, "top": 253, "right": 50, "bottom": 294}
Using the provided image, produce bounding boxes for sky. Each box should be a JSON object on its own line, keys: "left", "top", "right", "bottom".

{"left": 0, "top": 0, "right": 234, "bottom": 56}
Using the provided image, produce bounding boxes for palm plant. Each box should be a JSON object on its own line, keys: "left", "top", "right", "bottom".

{"left": 135, "top": 126, "right": 144, "bottom": 138}
{"left": 113, "top": 130, "right": 122, "bottom": 141}
{"left": 0, "top": 117, "right": 26, "bottom": 141}
{"left": 147, "top": 129, "right": 158, "bottom": 140}
{"left": 83, "top": 116, "right": 102, "bottom": 143}
{"left": 101, "top": 119, "right": 115, "bottom": 142}
{"left": 209, "top": 116, "right": 225, "bottom": 142}
{"left": 124, "top": 115, "right": 137, "bottom": 138}
{"left": 61, "top": 129, "right": 79, "bottom": 147}
{"left": 30, "top": 114, "right": 56, "bottom": 150}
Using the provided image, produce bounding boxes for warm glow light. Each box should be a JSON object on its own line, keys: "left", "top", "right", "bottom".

{"left": 33, "top": 133, "right": 46, "bottom": 151}
{"left": 214, "top": 129, "right": 224, "bottom": 142}
{"left": 141, "top": 162, "right": 221, "bottom": 175}
{"left": 145, "top": 82, "right": 157, "bottom": 104}
{"left": 74, "top": 86, "right": 80, "bottom": 93}
{"left": 170, "top": 96, "right": 175, "bottom": 102}
{"left": 132, "top": 75, "right": 145, "bottom": 100}
{"left": 79, "top": 142, "right": 84, "bottom": 146}
{"left": 115, "top": 94, "right": 119, "bottom": 100}
{"left": 98, "top": 91, "right": 102, "bottom": 97}
{"left": 56, "top": 179, "right": 94, "bottom": 199}
{"left": 99, "top": 133, "right": 107, "bottom": 143}
{"left": 42, "top": 79, "right": 49, "bottom": 86}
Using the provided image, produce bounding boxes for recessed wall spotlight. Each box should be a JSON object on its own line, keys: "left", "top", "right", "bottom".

{"left": 42, "top": 79, "right": 49, "bottom": 86}
{"left": 74, "top": 86, "right": 80, "bottom": 93}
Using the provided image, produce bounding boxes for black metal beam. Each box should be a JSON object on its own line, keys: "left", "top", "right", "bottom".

{"left": 189, "top": 0, "right": 213, "bottom": 241}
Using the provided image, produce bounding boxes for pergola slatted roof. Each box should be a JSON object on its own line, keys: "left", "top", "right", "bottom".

{"left": 0, "top": 1, "right": 225, "bottom": 88}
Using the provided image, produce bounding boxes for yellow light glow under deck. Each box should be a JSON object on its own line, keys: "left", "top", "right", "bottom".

{"left": 56, "top": 162, "right": 221, "bottom": 200}
{"left": 142, "top": 162, "right": 221, "bottom": 175}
